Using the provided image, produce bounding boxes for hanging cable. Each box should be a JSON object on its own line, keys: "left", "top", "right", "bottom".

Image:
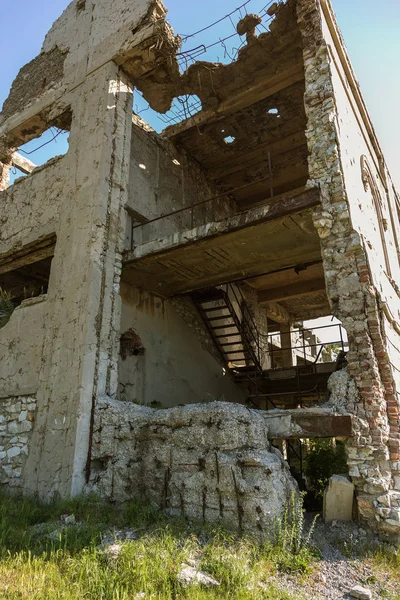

{"left": 19, "top": 128, "right": 67, "bottom": 156}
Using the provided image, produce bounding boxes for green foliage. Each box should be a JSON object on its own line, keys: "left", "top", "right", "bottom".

{"left": 371, "top": 545, "right": 400, "bottom": 583}
{"left": 0, "top": 288, "right": 14, "bottom": 328}
{"left": 269, "top": 491, "right": 318, "bottom": 573}
{"left": 304, "top": 439, "right": 348, "bottom": 498}
{"left": 321, "top": 343, "right": 343, "bottom": 363}
{"left": 0, "top": 493, "right": 309, "bottom": 600}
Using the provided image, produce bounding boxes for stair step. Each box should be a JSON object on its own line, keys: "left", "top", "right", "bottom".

{"left": 220, "top": 341, "right": 244, "bottom": 347}
{"left": 202, "top": 306, "right": 229, "bottom": 314}
{"left": 215, "top": 332, "right": 242, "bottom": 338}
{"left": 207, "top": 315, "right": 235, "bottom": 323}
{"left": 213, "top": 325, "right": 240, "bottom": 332}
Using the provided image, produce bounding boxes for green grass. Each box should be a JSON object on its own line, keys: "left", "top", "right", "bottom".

{"left": 0, "top": 493, "right": 310, "bottom": 599}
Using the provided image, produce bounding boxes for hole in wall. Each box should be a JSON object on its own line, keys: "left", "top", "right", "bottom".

{"left": 133, "top": 90, "right": 203, "bottom": 133}
{"left": 0, "top": 254, "right": 54, "bottom": 327}
{"left": 76, "top": 0, "right": 86, "bottom": 13}
{"left": 9, "top": 127, "right": 70, "bottom": 186}
{"left": 224, "top": 136, "right": 236, "bottom": 144}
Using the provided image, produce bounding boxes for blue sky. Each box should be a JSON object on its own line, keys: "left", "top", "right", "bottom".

{"left": 0, "top": 0, "right": 399, "bottom": 188}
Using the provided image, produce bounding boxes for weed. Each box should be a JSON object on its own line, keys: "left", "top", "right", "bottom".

{"left": 273, "top": 491, "right": 318, "bottom": 556}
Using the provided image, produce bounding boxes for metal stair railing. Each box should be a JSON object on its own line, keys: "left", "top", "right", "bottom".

{"left": 221, "top": 283, "right": 263, "bottom": 372}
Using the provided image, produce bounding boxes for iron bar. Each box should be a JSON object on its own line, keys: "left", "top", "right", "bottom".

{"left": 131, "top": 174, "right": 274, "bottom": 231}
{"left": 267, "top": 151, "right": 274, "bottom": 201}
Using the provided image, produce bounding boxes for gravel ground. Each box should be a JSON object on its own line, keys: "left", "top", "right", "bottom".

{"left": 270, "top": 518, "right": 397, "bottom": 600}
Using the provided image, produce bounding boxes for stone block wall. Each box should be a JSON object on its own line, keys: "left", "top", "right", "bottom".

{"left": 0, "top": 396, "right": 36, "bottom": 491}
{"left": 298, "top": 0, "right": 400, "bottom": 540}
{"left": 89, "top": 399, "right": 297, "bottom": 539}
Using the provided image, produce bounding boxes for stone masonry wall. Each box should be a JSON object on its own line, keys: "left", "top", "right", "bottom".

{"left": 297, "top": 0, "right": 400, "bottom": 539}
{"left": 89, "top": 398, "right": 297, "bottom": 539}
{"left": 0, "top": 396, "right": 36, "bottom": 491}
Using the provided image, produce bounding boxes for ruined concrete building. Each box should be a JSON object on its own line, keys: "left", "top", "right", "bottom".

{"left": 1, "top": 0, "right": 400, "bottom": 541}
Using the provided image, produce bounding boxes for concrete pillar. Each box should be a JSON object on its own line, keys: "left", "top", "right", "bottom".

{"left": 24, "top": 63, "right": 133, "bottom": 499}
{"left": 280, "top": 325, "right": 293, "bottom": 367}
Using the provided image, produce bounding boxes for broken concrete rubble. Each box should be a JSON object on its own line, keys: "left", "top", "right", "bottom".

{"left": 0, "top": 0, "right": 399, "bottom": 545}
{"left": 90, "top": 399, "right": 298, "bottom": 539}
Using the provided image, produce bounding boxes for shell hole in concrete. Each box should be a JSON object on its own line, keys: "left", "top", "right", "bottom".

{"left": 268, "top": 108, "right": 280, "bottom": 117}
{"left": 9, "top": 127, "right": 70, "bottom": 186}
{"left": 223, "top": 136, "right": 236, "bottom": 144}
{"left": 133, "top": 89, "right": 202, "bottom": 133}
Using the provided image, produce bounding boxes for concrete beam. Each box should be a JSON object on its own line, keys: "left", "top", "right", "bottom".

{"left": 12, "top": 152, "right": 36, "bottom": 175}
{"left": 122, "top": 189, "right": 321, "bottom": 297}
{"left": 163, "top": 64, "right": 305, "bottom": 139}
{"left": 265, "top": 301, "right": 291, "bottom": 324}
{"left": 264, "top": 409, "right": 353, "bottom": 439}
{"left": 125, "top": 188, "right": 321, "bottom": 264}
{"left": 258, "top": 277, "right": 326, "bottom": 304}
{"left": 0, "top": 235, "right": 56, "bottom": 275}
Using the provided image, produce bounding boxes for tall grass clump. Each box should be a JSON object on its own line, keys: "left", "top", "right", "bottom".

{"left": 265, "top": 491, "right": 318, "bottom": 573}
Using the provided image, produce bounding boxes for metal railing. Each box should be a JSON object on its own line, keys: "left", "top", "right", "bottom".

{"left": 240, "top": 322, "right": 348, "bottom": 410}
{"left": 129, "top": 153, "right": 274, "bottom": 249}
{"left": 268, "top": 323, "right": 347, "bottom": 369}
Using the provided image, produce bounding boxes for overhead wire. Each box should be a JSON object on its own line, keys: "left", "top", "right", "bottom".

{"left": 19, "top": 127, "right": 68, "bottom": 156}
{"left": 135, "top": 0, "right": 279, "bottom": 128}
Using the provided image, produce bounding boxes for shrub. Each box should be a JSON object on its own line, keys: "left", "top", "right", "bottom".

{"left": 304, "top": 439, "right": 348, "bottom": 498}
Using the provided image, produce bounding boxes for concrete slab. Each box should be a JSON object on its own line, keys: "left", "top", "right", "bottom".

{"left": 122, "top": 190, "right": 321, "bottom": 297}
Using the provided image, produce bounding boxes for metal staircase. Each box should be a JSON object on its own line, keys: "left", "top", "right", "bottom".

{"left": 192, "top": 284, "right": 262, "bottom": 373}
{"left": 193, "top": 284, "right": 346, "bottom": 411}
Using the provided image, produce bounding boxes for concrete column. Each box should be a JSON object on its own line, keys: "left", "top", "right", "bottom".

{"left": 280, "top": 325, "right": 293, "bottom": 368}
{"left": 24, "top": 63, "right": 133, "bottom": 499}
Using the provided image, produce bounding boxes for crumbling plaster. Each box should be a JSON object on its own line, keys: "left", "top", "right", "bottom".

{"left": 0, "top": 0, "right": 399, "bottom": 545}
{"left": 0, "top": 0, "right": 183, "bottom": 500}
{"left": 119, "top": 283, "right": 246, "bottom": 407}
{"left": 0, "top": 158, "right": 65, "bottom": 254}
{"left": 298, "top": 0, "right": 400, "bottom": 538}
